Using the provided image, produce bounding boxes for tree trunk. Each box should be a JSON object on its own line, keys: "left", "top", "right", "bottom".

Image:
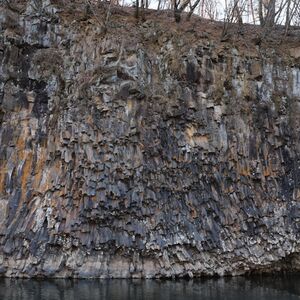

{"left": 157, "top": 0, "right": 161, "bottom": 10}
{"left": 187, "top": 0, "right": 201, "bottom": 20}
{"left": 234, "top": 0, "right": 243, "bottom": 24}
{"left": 258, "top": 0, "right": 264, "bottom": 26}
{"left": 285, "top": 0, "right": 291, "bottom": 32}
{"left": 135, "top": 0, "right": 139, "bottom": 18}
{"left": 174, "top": 0, "right": 181, "bottom": 22}
{"left": 174, "top": 0, "right": 191, "bottom": 22}
{"left": 174, "top": 8, "right": 181, "bottom": 22}
{"left": 266, "top": 0, "right": 276, "bottom": 27}
{"left": 141, "top": 0, "right": 145, "bottom": 21}
{"left": 249, "top": 0, "right": 255, "bottom": 24}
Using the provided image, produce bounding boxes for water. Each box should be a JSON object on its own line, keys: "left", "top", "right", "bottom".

{"left": 0, "top": 275, "right": 300, "bottom": 300}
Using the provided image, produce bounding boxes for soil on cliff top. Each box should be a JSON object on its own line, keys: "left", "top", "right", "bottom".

{"left": 5, "top": 0, "right": 300, "bottom": 59}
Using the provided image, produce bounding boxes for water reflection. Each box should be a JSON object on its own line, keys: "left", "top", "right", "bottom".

{"left": 0, "top": 275, "right": 300, "bottom": 300}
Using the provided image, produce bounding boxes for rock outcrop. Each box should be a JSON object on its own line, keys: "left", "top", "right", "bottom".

{"left": 0, "top": 0, "right": 299, "bottom": 278}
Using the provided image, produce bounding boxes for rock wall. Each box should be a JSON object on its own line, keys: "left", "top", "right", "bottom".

{"left": 0, "top": 0, "right": 300, "bottom": 278}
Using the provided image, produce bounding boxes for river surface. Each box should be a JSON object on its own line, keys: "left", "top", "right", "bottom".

{"left": 0, "top": 275, "right": 300, "bottom": 300}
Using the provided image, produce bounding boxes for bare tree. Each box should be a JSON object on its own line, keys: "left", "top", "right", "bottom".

{"left": 174, "top": 0, "right": 191, "bottom": 22}
{"left": 264, "top": 0, "right": 276, "bottom": 27}
{"left": 97, "top": 0, "right": 300, "bottom": 37}
{"left": 221, "top": 0, "right": 247, "bottom": 38}
{"left": 233, "top": 0, "right": 243, "bottom": 23}
{"left": 187, "top": 0, "right": 202, "bottom": 20}
{"left": 285, "top": 0, "right": 300, "bottom": 33}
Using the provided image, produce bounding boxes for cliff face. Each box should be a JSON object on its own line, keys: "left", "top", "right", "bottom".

{"left": 0, "top": 0, "right": 300, "bottom": 278}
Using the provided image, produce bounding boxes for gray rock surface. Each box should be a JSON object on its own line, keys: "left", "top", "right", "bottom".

{"left": 0, "top": 0, "right": 299, "bottom": 278}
